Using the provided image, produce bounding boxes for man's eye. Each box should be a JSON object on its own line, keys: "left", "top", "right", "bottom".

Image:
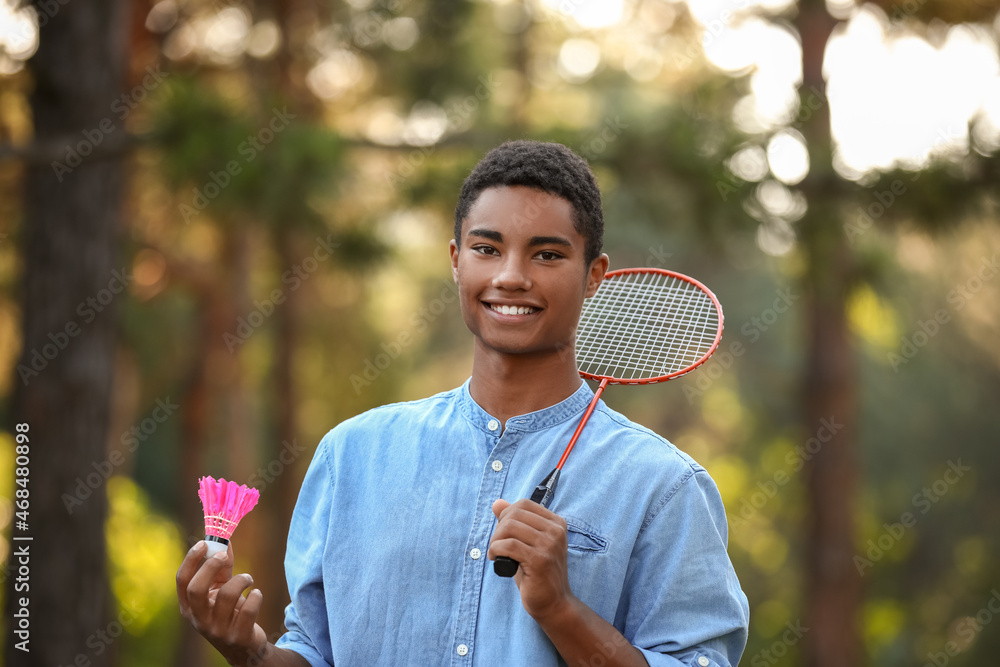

{"left": 474, "top": 245, "right": 498, "bottom": 255}
{"left": 538, "top": 251, "right": 562, "bottom": 260}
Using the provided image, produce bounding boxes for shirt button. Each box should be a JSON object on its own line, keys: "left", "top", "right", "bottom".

{"left": 491, "top": 460, "right": 503, "bottom": 472}
{"left": 470, "top": 548, "right": 482, "bottom": 560}
{"left": 698, "top": 657, "right": 710, "bottom": 667}
{"left": 487, "top": 419, "right": 499, "bottom": 431}
{"left": 457, "top": 644, "right": 469, "bottom": 656}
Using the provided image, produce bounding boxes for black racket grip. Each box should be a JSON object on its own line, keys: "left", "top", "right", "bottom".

{"left": 494, "top": 468, "right": 560, "bottom": 577}
{"left": 494, "top": 555, "right": 520, "bottom": 577}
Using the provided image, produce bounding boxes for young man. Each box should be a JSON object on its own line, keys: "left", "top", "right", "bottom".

{"left": 177, "top": 140, "right": 749, "bottom": 666}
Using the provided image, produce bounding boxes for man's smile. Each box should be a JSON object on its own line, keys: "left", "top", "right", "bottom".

{"left": 485, "top": 301, "right": 541, "bottom": 316}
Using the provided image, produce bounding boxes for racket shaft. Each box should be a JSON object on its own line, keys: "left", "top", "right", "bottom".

{"left": 494, "top": 383, "right": 607, "bottom": 578}
{"left": 556, "top": 379, "right": 608, "bottom": 470}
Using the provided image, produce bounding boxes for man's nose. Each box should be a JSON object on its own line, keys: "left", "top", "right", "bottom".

{"left": 491, "top": 255, "right": 532, "bottom": 291}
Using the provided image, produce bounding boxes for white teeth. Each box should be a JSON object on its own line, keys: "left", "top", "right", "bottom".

{"left": 491, "top": 304, "right": 536, "bottom": 315}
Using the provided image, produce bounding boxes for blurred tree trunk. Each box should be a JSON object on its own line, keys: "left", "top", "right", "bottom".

{"left": 795, "top": 2, "right": 864, "bottom": 665}
{"left": 508, "top": 0, "right": 532, "bottom": 130}
{"left": 3, "top": 1, "right": 129, "bottom": 666}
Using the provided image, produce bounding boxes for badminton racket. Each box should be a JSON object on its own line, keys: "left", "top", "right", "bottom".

{"left": 494, "top": 267, "right": 724, "bottom": 576}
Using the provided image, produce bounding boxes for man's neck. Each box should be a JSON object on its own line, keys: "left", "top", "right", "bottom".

{"left": 468, "top": 346, "right": 583, "bottom": 428}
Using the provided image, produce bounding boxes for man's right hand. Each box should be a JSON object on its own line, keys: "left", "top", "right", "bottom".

{"left": 177, "top": 541, "right": 269, "bottom": 665}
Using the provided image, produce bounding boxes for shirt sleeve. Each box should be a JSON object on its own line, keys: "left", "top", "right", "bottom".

{"left": 619, "top": 467, "right": 749, "bottom": 667}
{"left": 274, "top": 431, "right": 337, "bottom": 666}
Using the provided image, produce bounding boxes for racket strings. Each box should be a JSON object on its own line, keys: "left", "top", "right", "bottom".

{"left": 585, "top": 297, "right": 717, "bottom": 375}
{"left": 576, "top": 271, "right": 720, "bottom": 381}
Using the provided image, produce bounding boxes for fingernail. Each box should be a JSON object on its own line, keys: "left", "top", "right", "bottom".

{"left": 213, "top": 551, "right": 227, "bottom": 560}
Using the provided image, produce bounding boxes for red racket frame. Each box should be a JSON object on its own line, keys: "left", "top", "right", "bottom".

{"left": 555, "top": 267, "right": 724, "bottom": 470}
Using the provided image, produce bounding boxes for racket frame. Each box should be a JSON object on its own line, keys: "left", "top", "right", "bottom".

{"left": 576, "top": 267, "right": 725, "bottom": 386}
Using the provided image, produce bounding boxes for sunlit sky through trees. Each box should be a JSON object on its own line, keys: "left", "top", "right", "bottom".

{"left": 2, "top": 0, "right": 999, "bottom": 177}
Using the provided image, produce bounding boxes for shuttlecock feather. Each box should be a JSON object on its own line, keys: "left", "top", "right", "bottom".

{"left": 198, "top": 476, "right": 259, "bottom": 557}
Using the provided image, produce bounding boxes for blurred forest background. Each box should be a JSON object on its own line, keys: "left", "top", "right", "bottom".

{"left": 1, "top": 0, "right": 999, "bottom": 665}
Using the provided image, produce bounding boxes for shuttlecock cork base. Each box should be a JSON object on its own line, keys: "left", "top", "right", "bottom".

{"left": 198, "top": 476, "right": 260, "bottom": 557}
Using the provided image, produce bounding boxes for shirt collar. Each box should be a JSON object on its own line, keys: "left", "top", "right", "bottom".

{"left": 458, "top": 377, "right": 595, "bottom": 434}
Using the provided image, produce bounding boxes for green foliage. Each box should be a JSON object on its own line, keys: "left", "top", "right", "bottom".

{"left": 149, "top": 75, "right": 256, "bottom": 193}
{"left": 149, "top": 76, "right": 346, "bottom": 231}
{"left": 332, "top": 225, "right": 392, "bottom": 270}
{"left": 866, "top": 157, "right": 1000, "bottom": 235}
{"left": 346, "top": 0, "right": 483, "bottom": 104}
{"left": 865, "top": 0, "right": 1000, "bottom": 24}
{"left": 105, "top": 477, "right": 186, "bottom": 665}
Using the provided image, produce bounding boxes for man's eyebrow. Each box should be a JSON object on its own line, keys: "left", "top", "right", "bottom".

{"left": 529, "top": 235, "right": 572, "bottom": 247}
{"left": 467, "top": 228, "right": 502, "bottom": 242}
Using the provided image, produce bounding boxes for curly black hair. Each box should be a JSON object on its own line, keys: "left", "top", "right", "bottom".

{"left": 453, "top": 140, "right": 604, "bottom": 264}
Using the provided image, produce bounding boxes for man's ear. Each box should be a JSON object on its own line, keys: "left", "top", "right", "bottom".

{"left": 585, "top": 253, "right": 610, "bottom": 298}
{"left": 449, "top": 239, "right": 460, "bottom": 284}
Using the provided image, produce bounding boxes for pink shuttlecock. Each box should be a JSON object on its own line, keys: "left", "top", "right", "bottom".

{"left": 198, "top": 476, "right": 260, "bottom": 557}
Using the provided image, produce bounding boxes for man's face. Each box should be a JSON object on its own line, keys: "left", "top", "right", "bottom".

{"left": 449, "top": 185, "right": 608, "bottom": 358}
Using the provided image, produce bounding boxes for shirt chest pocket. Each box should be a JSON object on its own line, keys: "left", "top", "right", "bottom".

{"left": 564, "top": 516, "right": 608, "bottom": 554}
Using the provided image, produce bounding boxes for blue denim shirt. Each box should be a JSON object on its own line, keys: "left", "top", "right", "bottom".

{"left": 276, "top": 379, "right": 748, "bottom": 666}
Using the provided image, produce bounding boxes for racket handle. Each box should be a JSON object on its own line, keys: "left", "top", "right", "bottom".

{"left": 494, "top": 468, "right": 561, "bottom": 578}
{"left": 493, "top": 556, "right": 520, "bottom": 577}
